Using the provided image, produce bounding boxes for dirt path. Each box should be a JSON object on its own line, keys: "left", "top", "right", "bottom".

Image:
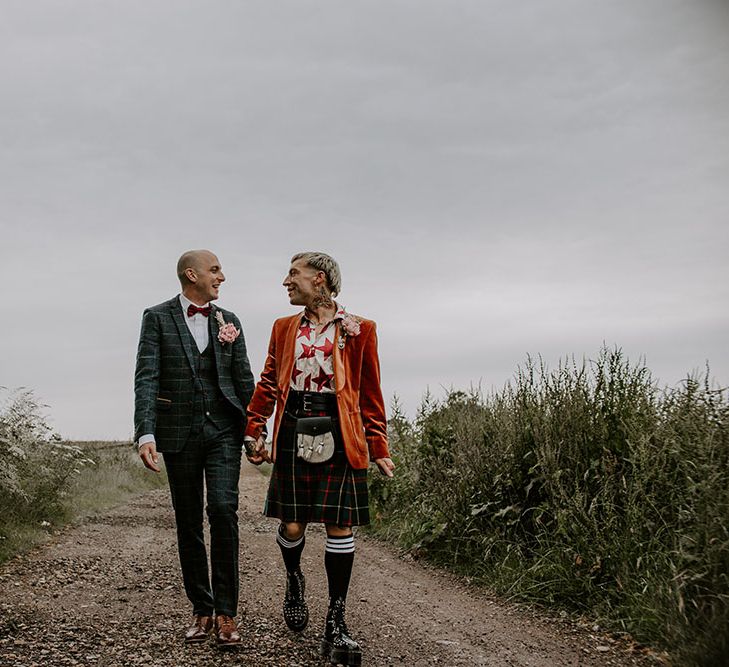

{"left": 0, "top": 465, "right": 656, "bottom": 667}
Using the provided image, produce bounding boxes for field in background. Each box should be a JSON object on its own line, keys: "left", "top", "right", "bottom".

{"left": 65, "top": 440, "right": 168, "bottom": 519}
{"left": 0, "top": 390, "right": 166, "bottom": 563}
{"left": 369, "top": 348, "right": 728, "bottom": 667}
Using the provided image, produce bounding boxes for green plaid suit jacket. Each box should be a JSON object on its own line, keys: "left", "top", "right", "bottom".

{"left": 134, "top": 296, "right": 255, "bottom": 452}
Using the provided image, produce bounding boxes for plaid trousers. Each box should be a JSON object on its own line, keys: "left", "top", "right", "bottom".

{"left": 162, "top": 416, "right": 242, "bottom": 617}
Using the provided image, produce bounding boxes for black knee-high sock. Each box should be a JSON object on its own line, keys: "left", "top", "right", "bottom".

{"left": 277, "top": 524, "right": 305, "bottom": 573}
{"left": 324, "top": 534, "right": 355, "bottom": 602}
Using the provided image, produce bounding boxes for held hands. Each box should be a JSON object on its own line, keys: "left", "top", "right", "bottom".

{"left": 243, "top": 435, "right": 392, "bottom": 475}
{"left": 245, "top": 435, "right": 271, "bottom": 465}
{"left": 139, "top": 441, "right": 161, "bottom": 473}
{"left": 374, "top": 457, "right": 395, "bottom": 478}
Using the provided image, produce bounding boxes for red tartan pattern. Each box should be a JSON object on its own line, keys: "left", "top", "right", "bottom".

{"left": 289, "top": 305, "right": 347, "bottom": 393}
{"left": 264, "top": 417, "right": 370, "bottom": 526}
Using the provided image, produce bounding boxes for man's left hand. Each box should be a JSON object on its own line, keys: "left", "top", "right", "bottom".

{"left": 374, "top": 457, "right": 395, "bottom": 477}
{"left": 246, "top": 435, "right": 271, "bottom": 465}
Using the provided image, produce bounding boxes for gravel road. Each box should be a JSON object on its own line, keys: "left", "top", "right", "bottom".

{"left": 0, "top": 464, "right": 660, "bottom": 666}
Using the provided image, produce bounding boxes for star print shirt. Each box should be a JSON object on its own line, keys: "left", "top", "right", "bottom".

{"left": 290, "top": 305, "right": 347, "bottom": 393}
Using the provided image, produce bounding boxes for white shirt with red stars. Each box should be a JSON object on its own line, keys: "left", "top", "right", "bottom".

{"left": 290, "top": 304, "right": 347, "bottom": 393}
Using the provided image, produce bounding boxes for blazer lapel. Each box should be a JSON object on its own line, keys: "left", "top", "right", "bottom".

{"left": 332, "top": 321, "right": 347, "bottom": 392}
{"left": 278, "top": 313, "right": 303, "bottom": 391}
{"left": 170, "top": 297, "right": 198, "bottom": 373}
{"left": 210, "top": 305, "right": 223, "bottom": 368}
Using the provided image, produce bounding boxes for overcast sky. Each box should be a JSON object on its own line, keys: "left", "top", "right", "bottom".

{"left": 1, "top": 0, "right": 727, "bottom": 440}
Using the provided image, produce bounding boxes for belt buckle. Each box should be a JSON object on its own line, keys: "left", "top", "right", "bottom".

{"left": 302, "top": 393, "right": 313, "bottom": 413}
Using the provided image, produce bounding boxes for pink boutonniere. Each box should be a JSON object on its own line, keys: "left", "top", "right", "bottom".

{"left": 215, "top": 311, "right": 240, "bottom": 345}
{"left": 338, "top": 313, "right": 361, "bottom": 349}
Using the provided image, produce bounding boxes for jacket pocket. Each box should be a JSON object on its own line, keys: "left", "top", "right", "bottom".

{"left": 156, "top": 396, "right": 172, "bottom": 413}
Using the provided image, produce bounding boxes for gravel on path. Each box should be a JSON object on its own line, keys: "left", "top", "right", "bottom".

{"left": 0, "top": 464, "right": 661, "bottom": 666}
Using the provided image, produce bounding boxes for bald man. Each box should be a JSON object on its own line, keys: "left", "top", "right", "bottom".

{"left": 134, "top": 249, "right": 255, "bottom": 648}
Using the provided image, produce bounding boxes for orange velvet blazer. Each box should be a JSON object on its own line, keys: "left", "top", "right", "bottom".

{"left": 245, "top": 312, "right": 389, "bottom": 470}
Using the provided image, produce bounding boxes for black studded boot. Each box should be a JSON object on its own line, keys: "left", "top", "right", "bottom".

{"left": 283, "top": 568, "right": 309, "bottom": 632}
{"left": 320, "top": 597, "right": 362, "bottom": 666}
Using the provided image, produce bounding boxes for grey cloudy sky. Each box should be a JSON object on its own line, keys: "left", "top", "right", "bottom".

{"left": 2, "top": 0, "right": 727, "bottom": 440}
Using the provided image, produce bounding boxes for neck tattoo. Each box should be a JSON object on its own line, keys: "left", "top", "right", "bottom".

{"left": 311, "top": 287, "right": 334, "bottom": 310}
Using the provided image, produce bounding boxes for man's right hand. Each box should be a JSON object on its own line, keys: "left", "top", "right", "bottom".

{"left": 139, "top": 441, "right": 161, "bottom": 473}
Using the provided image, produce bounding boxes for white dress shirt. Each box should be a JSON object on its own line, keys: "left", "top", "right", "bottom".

{"left": 179, "top": 293, "right": 210, "bottom": 353}
{"left": 138, "top": 294, "right": 211, "bottom": 447}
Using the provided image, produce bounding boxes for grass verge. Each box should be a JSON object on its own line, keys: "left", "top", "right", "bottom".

{"left": 1, "top": 432, "right": 166, "bottom": 563}
{"left": 368, "top": 347, "right": 728, "bottom": 666}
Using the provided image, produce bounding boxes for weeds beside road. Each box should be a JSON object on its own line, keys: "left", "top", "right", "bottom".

{"left": 0, "top": 388, "right": 166, "bottom": 564}
{"left": 369, "top": 347, "right": 729, "bottom": 666}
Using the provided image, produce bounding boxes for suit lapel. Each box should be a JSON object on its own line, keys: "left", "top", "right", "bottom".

{"left": 332, "top": 321, "right": 347, "bottom": 392}
{"left": 170, "top": 297, "right": 198, "bottom": 373}
{"left": 278, "top": 313, "right": 303, "bottom": 391}
{"left": 209, "top": 305, "right": 226, "bottom": 372}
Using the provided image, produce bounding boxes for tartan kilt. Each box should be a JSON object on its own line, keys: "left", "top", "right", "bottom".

{"left": 265, "top": 415, "right": 370, "bottom": 526}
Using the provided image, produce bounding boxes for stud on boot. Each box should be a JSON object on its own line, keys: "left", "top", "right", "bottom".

{"left": 283, "top": 568, "right": 309, "bottom": 632}
{"left": 320, "top": 597, "right": 362, "bottom": 666}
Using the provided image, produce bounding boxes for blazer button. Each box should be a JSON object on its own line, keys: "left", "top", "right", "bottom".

{"left": 205, "top": 411, "right": 210, "bottom": 416}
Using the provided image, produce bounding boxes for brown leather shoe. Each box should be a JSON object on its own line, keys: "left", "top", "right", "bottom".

{"left": 184, "top": 615, "right": 214, "bottom": 643}
{"left": 215, "top": 614, "right": 242, "bottom": 648}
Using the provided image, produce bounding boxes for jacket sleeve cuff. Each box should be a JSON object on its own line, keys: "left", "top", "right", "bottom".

{"left": 368, "top": 441, "right": 390, "bottom": 461}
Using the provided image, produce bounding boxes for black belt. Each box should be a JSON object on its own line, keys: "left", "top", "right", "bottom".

{"left": 286, "top": 390, "right": 338, "bottom": 418}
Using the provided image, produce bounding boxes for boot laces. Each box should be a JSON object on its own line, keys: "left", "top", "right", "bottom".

{"left": 286, "top": 570, "right": 304, "bottom": 601}
{"left": 329, "top": 598, "right": 350, "bottom": 636}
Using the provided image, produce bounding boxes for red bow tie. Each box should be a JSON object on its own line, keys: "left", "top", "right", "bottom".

{"left": 187, "top": 304, "right": 211, "bottom": 317}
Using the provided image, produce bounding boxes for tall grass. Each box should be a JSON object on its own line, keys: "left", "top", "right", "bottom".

{"left": 370, "top": 348, "right": 729, "bottom": 666}
{"left": 0, "top": 389, "right": 166, "bottom": 563}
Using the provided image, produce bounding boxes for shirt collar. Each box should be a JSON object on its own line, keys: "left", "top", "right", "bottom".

{"left": 179, "top": 293, "right": 210, "bottom": 314}
{"left": 333, "top": 303, "right": 347, "bottom": 321}
{"left": 300, "top": 302, "right": 347, "bottom": 325}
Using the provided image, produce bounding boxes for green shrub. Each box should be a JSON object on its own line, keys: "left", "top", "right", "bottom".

{"left": 370, "top": 348, "right": 729, "bottom": 666}
{"left": 0, "top": 389, "right": 166, "bottom": 562}
{"left": 0, "top": 389, "right": 90, "bottom": 531}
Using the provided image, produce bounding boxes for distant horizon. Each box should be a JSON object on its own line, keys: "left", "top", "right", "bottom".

{"left": 7, "top": 342, "right": 724, "bottom": 442}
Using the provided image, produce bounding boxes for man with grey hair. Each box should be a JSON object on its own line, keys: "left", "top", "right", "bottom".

{"left": 134, "top": 249, "right": 255, "bottom": 648}
{"left": 289, "top": 251, "right": 343, "bottom": 296}
{"left": 245, "top": 251, "right": 394, "bottom": 666}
